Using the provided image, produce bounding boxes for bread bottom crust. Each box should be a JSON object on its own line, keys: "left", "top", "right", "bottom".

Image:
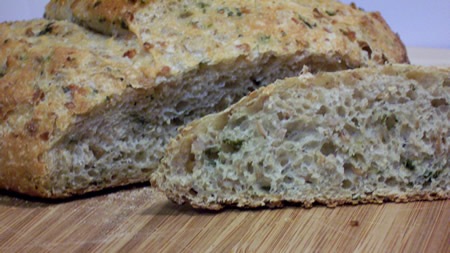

{"left": 163, "top": 190, "right": 449, "bottom": 211}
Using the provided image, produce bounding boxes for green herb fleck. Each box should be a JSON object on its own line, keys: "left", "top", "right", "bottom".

{"left": 197, "top": 2, "right": 209, "bottom": 13}
{"left": 235, "top": 8, "right": 242, "bottom": 17}
{"left": 37, "top": 22, "right": 55, "bottom": 36}
{"left": 62, "top": 86, "right": 71, "bottom": 93}
{"left": 259, "top": 35, "right": 271, "bottom": 43}
{"left": 423, "top": 171, "right": 433, "bottom": 179}
{"left": 380, "top": 114, "right": 398, "bottom": 130}
{"left": 432, "top": 170, "right": 442, "bottom": 179}
{"left": 217, "top": 7, "right": 242, "bottom": 17}
{"left": 298, "top": 14, "right": 316, "bottom": 29}
{"left": 325, "top": 10, "right": 336, "bottom": 16}
{"left": 223, "top": 138, "right": 244, "bottom": 151}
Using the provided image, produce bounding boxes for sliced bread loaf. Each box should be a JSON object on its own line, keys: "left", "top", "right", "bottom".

{"left": 152, "top": 65, "right": 449, "bottom": 210}
{"left": 0, "top": 0, "right": 409, "bottom": 198}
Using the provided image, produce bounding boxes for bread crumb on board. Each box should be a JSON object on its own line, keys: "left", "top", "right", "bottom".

{"left": 349, "top": 220, "right": 360, "bottom": 227}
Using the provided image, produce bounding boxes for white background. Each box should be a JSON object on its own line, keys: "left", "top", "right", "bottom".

{"left": 0, "top": 0, "right": 449, "bottom": 48}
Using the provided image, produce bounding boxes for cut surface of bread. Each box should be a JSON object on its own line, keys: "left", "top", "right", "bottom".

{"left": 1, "top": 0, "right": 409, "bottom": 198}
{"left": 153, "top": 65, "right": 449, "bottom": 210}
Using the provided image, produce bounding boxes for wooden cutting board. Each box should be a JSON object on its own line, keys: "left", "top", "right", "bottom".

{"left": 0, "top": 48, "right": 449, "bottom": 253}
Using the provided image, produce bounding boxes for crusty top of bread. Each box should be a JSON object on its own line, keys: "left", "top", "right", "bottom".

{"left": 45, "top": 0, "right": 409, "bottom": 68}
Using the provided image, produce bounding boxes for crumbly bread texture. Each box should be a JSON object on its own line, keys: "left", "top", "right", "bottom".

{"left": 153, "top": 65, "right": 449, "bottom": 210}
{"left": 1, "top": 0, "right": 408, "bottom": 198}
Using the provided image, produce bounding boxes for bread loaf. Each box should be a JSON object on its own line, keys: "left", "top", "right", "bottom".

{"left": 152, "top": 65, "right": 449, "bottom": 210}
{"left": 1, "top": 0, "right": 408, "bottom": 198}
{"left": 45, "top": 0, "right": 408, "bottom": 66}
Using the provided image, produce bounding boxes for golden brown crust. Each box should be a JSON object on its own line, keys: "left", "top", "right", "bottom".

{"left": 46, "top": 0, "right": 409, "bottom": 69}
{"left": 45, "top": 0, "right": 153, "bottom": 35}
{"left": 0, "top": 20, "right": 147, "bottom": 197}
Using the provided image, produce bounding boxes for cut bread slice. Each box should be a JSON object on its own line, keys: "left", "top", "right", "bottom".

{"left": 152, "top": 65, "right": 449, "bottom": 210}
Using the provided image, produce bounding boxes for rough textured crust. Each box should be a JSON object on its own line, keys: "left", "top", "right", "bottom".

{"left": 174, "top": 191, "right": 449, "bottom": 211}
{"left": 45, "top": 0, "right": 409, "bottom": 68}
{"left": 153, "top": 65, "right": 449, "bottom": 210}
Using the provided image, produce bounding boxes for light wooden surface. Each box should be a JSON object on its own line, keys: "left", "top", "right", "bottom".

{"left": 0, "top": 48, "right": 449, "bottom": 253}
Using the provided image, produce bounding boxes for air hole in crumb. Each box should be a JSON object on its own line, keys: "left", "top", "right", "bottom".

{"left": 90, "top": 144, "right": 105, "bottom": 159}
{"left": 135, "top": 151, "right": 146, "bottom": 162}
{"left": 224, "top": 81, "right": 239, "bottom": 89}
{"left": 336, "top": 106, "right": 346, "bottom": 117}
{"left": 385, "top": 177, "right": 397, "bottom": 187}
{"left": 320, "top": 141, "right": 337, "bottom": 156}
{"left": 175, "top": 101, "right": 189, "bottom": 112}
{"left": 171, "top": 117, "right": 184, "bottom": 126}
{"left": 384, "top": 115, "right": 398, "bottom": 130}
{"left": 277, "top": 111, "right": 290, "bottom": 121}
{"left": 204, "top": 147, "right": 219, "bottom": 160}
{"left": 443, "top": 78, "right": 449, "bottom": 87}
{"left": 406, "top": 89, "right": 417, "bottom": 100}
{"left": 343, "top": 163, "right": 355, "bottom": 176}
{"left": 351, "top": 153, "right": 365, "bottom": 163}
{"left": 378, "top": 176, "right": 385, "bottom": 183}
{"left": 431, "top": 98, "right": 448, "bottom": 108}
{"left": 316, "top": 105, "right": 328, "bottom": 116}
{"left": 256, "top": 175, "right": 272, "bottom": 192}
{"left": 228, "top": 116, "right": 247, "bottom": 128}
{"left": 246, "top": 163, "right": 254, "bottom": 174}
{"left": 342, "top": 179, "right": 352, "bottom": 189}
{"left": 358, "top": 41, "right": 372, "bottom": 59}
{"left": 259, "top": 184, "right": 271, "bottom": 193}
{"left": 351, "top": 117, "right": 359, "bottom": 127}
{"left": 279, "top": 155, "right": 289, "bottom": 167}
{"left": 141, "top": 168, "right": 152, "bottom": 174}
{"left": 186, "top": 153, "right": 195, "bottom": 174}
{"left": 189, "top": 188, "right": 198, "bottom": 196}
{"left": 352, "top": 89, "right": 364, "bottom": 100}
{"left": 344, "top": 98, "right": 351, "bottom": 107}
{"left": 344, "top": 123, "right": 358, "bottom": 136}
{"left": 88, "top": 170, "right": 98, "bottom": 177}
{"left": 283, "top": 176, "right": 294, "bottom": 184}
{"left": 400, "top": 125, "right": 412, "bottom": 139}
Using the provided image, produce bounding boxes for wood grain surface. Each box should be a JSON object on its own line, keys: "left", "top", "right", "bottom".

{"left": 0, "top": 48, "right": 449, "bottom": 253}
